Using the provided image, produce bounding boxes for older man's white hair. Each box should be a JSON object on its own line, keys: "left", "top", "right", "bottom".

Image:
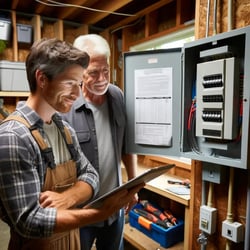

{"left": 73, "top": 34, "right": 111, "bottom": 63}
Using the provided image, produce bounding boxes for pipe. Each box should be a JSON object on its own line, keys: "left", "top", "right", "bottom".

{"left": 226, "top": 168, "right": 234, "bottom": 222}
{"left": 207, "top": 182, "right": 214, "bottom": 207}
{"left": 228, "top": 0, "right": 233, "bottom": 31}
{"left": 213, "top": 0, "right": 217, "bottom": 35}
{"left": 205, "top": 0, "right": 211, "bottom": 37}
{"left": 225, "top": 167, "right": 234, "bottom": 250}
{"left": 202, "top": 180, "right": 207, "bottom": 205}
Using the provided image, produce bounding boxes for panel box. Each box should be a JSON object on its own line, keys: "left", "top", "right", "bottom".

{"left": 0, "top": 19, "right": 11, "bottom": 41}
{"left": 124, "top": 25, "right": 250, "bottom": 169}
{"left": 182, "top": 26, "right": 250, "bottom": 169}
{"left": 17, "top": 24, "right": 33, "bottom": 44}
{"left": 0, "top": 60, "right": 29, "bottom": 91}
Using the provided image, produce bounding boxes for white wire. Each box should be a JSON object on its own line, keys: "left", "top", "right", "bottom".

{"left": 35, "top": 0, "right": 136, "bottom": 17}
{"left": 111, "top": 17, "right": 143, "bottom": 33}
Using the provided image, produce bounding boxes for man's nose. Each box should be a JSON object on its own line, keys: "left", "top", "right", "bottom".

{"left": 97, "top": 71, "right": 108, "bottom": 81}
{"left": 72, "top": 84, "right": 81, "bottom": 97}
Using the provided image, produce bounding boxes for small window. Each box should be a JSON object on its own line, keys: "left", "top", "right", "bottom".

{"left": 130, "top": 26, "right": 194, "bottom": 51}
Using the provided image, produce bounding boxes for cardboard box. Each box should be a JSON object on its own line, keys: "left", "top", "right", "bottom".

{"left": 0, "top": 61, "right": 29, "bottom": 91}
{"left": 17, "top": 24, "right": 32, "bottom": 44}
{"left": 0, "top": 19, "right": 11, "bottom": 41}
{"left": 129, "top": 203, "right": 184, "bottom": 248}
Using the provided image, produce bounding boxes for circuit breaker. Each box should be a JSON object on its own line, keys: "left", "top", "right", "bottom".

{"left": 196, "top": 57, "right": 239, "bottom": 140}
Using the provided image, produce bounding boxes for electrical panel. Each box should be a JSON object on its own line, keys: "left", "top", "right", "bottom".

{"left": 182, "top": 26, "right": 250, "bottom": 169}
{"left": 124, "top": 25, "right": 250, "bottom": 169}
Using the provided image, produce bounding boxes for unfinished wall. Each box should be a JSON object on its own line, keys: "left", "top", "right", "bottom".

{"left": 191, "top": 1, "right": 250, "bottom": 250}
{"left": 196, "top": 0, "right": 250, "bottom": 39}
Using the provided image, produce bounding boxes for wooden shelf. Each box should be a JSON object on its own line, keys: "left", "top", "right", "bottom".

{"left": 136, "top": 164, "right": 190, "bottom": 206}
{"left": 124, "top": 223, "right": 184, "bottom": 250}
{"left": 0, "top": 91, "right": 29, "bottom": 97}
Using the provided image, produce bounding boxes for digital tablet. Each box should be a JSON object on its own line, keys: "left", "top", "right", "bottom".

{"left": 85, "top": 164, "right": 175, "bottom": 208}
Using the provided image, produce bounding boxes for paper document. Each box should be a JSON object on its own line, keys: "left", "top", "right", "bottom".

{"left": 134, "top": 67, "right": 173, "bottom": 146}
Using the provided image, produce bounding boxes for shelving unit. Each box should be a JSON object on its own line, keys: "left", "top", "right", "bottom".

{"left": 0, "top": 92, "right": 29, "bottom": 119}
{"left": 0, "top": 9, "right": 87, "bottom": 62}
{"left": 0, "top": 91, "right": 29, "bottom": 97}
{"left": 0, "top": 11, "right": 85, "bottom": 114}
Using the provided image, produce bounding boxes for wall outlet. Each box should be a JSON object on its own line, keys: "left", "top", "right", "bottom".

{"left": 222, "top": 220, "right": 244, "bottom": 243}
{"left": 199, "top": 205, "right": 217, "bottom": 234}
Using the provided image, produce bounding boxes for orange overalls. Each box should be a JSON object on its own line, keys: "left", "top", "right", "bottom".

{"left": 4, "top": 115, "right": 80, "bottom": 250}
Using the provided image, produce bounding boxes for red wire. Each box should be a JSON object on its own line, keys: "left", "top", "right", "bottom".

{"left": 188, "top": 100, "right": 196, "bottom": 130}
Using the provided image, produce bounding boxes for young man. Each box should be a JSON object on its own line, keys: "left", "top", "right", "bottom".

{"left": 61, "top": 34, "right": 137, "bottom": 250}
{"left": 0, "top": 38, "right": 143, "bottom": 250}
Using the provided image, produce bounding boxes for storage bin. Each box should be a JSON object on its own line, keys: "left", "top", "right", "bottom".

{"left": 17, "top": 23, "right": 32, "bottom": 44}
{"left": 0, "top": 19, "right": 11, "bottom": 41}
{"left": 129, "top": 203, "right": 184, "bottom": 248}
{"left": 0, "top": 60, "right": 29, "bottom": 91}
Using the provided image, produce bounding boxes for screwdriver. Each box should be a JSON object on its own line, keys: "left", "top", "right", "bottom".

{"left": 163, "top": 209, "right": 178, "bottom": 225}
{"left": 134, "top": 208, "right": 169, "bottom": 229}
{"left": 167, "top": 179, "right": 191, "bottom": 188}
{"left": 140, "top": 200, "right": 173, "bottom": 227}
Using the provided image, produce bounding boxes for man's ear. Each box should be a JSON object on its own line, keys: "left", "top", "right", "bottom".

{"left": 36, "top": 69, "right": 46, "bottom": 88}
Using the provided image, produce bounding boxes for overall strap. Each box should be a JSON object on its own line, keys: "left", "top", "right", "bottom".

{"left": 63, "top": 125, "right": 73, "bottom": 144}
{"left": 2, "top": 115, "right": 56, "bottom": 168}
{"left": 63, "top": 125, "right": 78, "bottom": 161}
{"left": 4, "top": 115, "right": 47, "bottom": 150}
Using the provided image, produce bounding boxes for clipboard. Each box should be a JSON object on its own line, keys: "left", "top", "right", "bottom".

{"left": 85, "top": 164, "right": 175, "bottom": 208}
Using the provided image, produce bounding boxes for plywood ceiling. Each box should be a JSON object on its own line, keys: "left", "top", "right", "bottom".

{"left": 0, "top": 0, "right": 163, "bottom": 31}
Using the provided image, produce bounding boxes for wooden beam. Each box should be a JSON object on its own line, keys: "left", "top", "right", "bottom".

{"left": 11, "top": 0, "right": 20, "bottom": 9}
{"left": 57, "top": 0, "right": 132, "bottom": 24}
{"left": 194, "top": 0, "right": 200, "bottom": 39}
{"left": 54, "top": 19, "right": 64, "bottom": 40}
{"left": 31, "top": 15, "right": 41, "bottom": 41}
{"left": 80, "top": 0, "right": 133, "bottom": 24}
{"left": 35, "top": 0, "right": 49, "bottom": 14}
{"left": 106, "top": 0, "right": 173, "bottom": 33}
{"left": 57, "top": 0, "right": 90, "bottom": 20}
{"left": 11, "top": 11, "right": 18, "bottom": 62}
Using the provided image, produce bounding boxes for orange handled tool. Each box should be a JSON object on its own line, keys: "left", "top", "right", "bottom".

{"left": 134, "top": 208, "right": 169, "bottom": 229}
{"left": 140, "top": 200, "right": 173, "bottom": 227}
{"left": 163, "top": 209, "right": 178, "bottom": 225}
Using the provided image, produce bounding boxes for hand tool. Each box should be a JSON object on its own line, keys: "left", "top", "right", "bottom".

{"left": 167, "top": 179, "right": 191, "bottom": 188}
{"left": 134, "top": 208, "right": 169, "bottom": 229}
{"left": 140, "top": 200, "right": 173, "bottom": 227}
{"left": 163, "top": 209, "right": 178, "bottom": 225}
